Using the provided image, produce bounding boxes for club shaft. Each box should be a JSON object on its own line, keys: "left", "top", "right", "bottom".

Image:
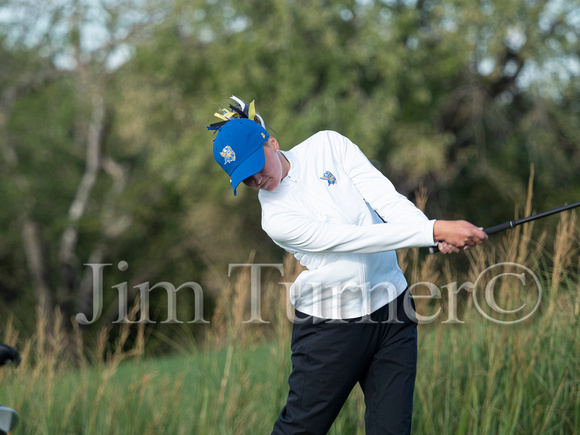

{"left": 507, "top": 201, "right": 580, "bottom": 228}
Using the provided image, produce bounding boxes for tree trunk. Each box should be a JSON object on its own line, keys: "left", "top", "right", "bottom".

{"left": 58, "top": 94, "right": 105, "bottom": 309}
{"left": 21, "top": 218, "right": 53, "bottom": 318}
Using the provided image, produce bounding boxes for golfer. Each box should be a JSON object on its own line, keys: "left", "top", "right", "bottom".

{"left": 208, "top": 97, "right": 487, "bottom": 434}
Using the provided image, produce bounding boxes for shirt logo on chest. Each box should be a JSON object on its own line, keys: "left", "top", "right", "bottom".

{"left": 320, "top": 171, "right": 337, "bottom": 186}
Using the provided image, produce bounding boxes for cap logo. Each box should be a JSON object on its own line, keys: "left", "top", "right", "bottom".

{"left": 320, "top": 171, "right": 337, "bottom": 186}
{"left": 220, "top": 145, "right": 236, "bottom": 164}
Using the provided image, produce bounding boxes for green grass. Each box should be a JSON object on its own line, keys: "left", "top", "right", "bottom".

{"left": 2, "top": 295, "right": 579, "bottom": 434}
{"left": 0, "top": 340, "right": 276, "bottom": 434}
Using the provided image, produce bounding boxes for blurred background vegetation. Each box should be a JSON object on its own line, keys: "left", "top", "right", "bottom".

{"left": 0, "top": 0, "right": 579, "bottom": 353}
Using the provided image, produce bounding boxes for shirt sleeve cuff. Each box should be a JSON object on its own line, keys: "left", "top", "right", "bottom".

{"left": 426, "top": 219, "right": 437, "bottom": 246}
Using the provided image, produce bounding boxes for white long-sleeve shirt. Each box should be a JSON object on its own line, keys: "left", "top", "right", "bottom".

{"left": 259, "top": 130, "right": 436, "bottom": 319}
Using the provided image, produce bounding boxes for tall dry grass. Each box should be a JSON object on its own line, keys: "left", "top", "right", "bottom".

{"left": 1, "top": 187, "right": 579, "bottom": 433}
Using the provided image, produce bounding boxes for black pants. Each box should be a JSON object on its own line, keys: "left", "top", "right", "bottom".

{"left": 272, "top": 289, "right": 418, "bottom": 435}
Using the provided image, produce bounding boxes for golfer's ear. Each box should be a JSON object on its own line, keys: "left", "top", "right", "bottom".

{"left": 267, "top": 137, "right": 279, "bottom": 152}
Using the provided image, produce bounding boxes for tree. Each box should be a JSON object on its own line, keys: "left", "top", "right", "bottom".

{"left": 0, "top": 0, "right": 172, "bottom": 336}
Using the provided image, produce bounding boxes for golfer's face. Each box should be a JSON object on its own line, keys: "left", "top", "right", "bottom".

{"left": 242, "top": 143, "right": 283, "bottom": 192}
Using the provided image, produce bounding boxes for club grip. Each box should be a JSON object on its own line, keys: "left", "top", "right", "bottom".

{"left": 430, "top": 221, "right": 513, "bottom": 254}
{"left": 483, "top": 221, "right": 513, "bottom": 235}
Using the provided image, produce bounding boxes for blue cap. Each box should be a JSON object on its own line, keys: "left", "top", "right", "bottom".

{"left": 213, "top": 118, "right": 270, "bottom": 195}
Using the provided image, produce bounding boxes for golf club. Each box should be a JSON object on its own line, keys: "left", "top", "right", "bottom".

{"left": 430, "top": 201, "right": 580, "bottom": 254}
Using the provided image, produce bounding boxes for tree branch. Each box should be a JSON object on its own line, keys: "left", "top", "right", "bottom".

{"left": 58, "top": 94, "right": 105, "bottom": 292}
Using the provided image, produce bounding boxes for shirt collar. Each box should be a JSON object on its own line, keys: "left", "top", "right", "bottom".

{"left": 280, "top": 149, "right": 299, "bottom": 185}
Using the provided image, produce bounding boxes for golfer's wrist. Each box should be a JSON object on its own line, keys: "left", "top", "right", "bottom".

{"left": 433, "top": 220, "right": 450, "bottom": 242}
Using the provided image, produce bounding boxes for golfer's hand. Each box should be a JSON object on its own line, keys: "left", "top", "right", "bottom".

{"left": 437, "top": 242, "right": 460, "bottom": 254}
{"left": 433, "top": 220, "right": 488, "bottom": 253}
